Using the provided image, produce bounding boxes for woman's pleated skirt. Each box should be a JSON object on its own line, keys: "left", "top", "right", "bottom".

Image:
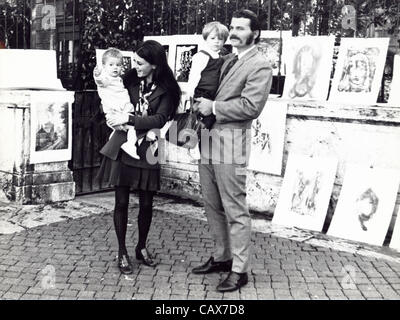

{"left": 97, "top": 152, "right": 160, "bottom": 192}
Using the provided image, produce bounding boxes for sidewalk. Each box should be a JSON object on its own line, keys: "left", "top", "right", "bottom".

{"left": 1, "top": 191, "right": 400, "bottom": 300}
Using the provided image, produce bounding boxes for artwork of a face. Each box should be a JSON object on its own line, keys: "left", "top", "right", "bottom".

{"left": 338, "top": 48, "right": 379, "bottom": 93}
{"left": 175, "top": 44, "right": 198, "bottom": 82}
{"left": 355, "top": 188, "right": 379, "bottom": 231}
{"left": 289, "top": 45, "right": 321, "bottom": 98}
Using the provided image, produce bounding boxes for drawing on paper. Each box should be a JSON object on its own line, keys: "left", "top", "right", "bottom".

{"left": 327, "top": 165, "right": 400, "bottom": 246}
{"left": 175, "top": 44, "right": 198, "bottom": 82}
{"left": 248, "top": 100, "right": 287, "bottom": 176}
{"left": 337, "top": 48, "right": 379, "bottom": 93}
{"left": 252, "top": 119, "right": 271, "bottom": 153}
{"left": 329, "top": 38, "right": 389, "bottom": 103}
{"left": 290, "top": 170, "right": 321, "bottom": 216}
{"left": 282, "top": 36, "right": 335, "bottom": 100}
{"left": 272, "top": 154, "right": 337, "bottom": 232}
{"left": 355, "top": 188, "right": 379, "bottom": 231}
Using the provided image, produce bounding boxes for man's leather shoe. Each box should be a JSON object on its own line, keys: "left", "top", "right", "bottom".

{"left": 216, "top": 271, "right": 248, "bottom": 292}
{"left": 192, "top": 257, "right": 232, "bottom": 274}
{"left": 117, "top": 254, "right": 134, "bottom": 275}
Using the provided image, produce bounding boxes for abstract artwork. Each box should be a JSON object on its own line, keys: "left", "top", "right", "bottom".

{"left": 30, "top": 91, "right": 74, "bottom": 164}
{"left": 388, "top": 54, "right": 400, "bottom": 107}
{"left": 328, "top": 165, "right": 400, "bottom": 246}
{"left": 329, "top": 38, "right": 389, "bottom": 104}
{"left": 257, "top": 30, "right": 291, "bottom": 76}
{"left": 272, "top": 154, "right": 338, "bottom": 232}
{"left": 389, "top": 207, "right": 400, "bottom": 251}
{"left": 95, "top": 49, "right": 134, "bottom": 76}
{"left": 282, "top": 36, "right": 335, "bottom": 100}
{"left": 248, "top": 100, "right": 287, "bottom": 176}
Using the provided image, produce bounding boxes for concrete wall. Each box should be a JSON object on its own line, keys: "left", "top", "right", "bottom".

{"left": 160, "top": 98, "right": 400, "bottom": 236}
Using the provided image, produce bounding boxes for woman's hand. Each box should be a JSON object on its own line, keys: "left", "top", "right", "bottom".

{"left": 106, "top": 112, "right": 130, "bottom": 127}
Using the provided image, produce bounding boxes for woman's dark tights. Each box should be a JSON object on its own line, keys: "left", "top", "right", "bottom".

{"left": 114, "top": 186, "right": 154, "bottom": 256}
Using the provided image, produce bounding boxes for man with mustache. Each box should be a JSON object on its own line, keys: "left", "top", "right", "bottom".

{"left": 192, "top": 9, "right": 273, "bottom": 292}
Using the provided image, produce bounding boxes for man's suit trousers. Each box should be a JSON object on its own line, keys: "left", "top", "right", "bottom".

{"left": 198, "top": 161, "right": 251, "bottom": 273}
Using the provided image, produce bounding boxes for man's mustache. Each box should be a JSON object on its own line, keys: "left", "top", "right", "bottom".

{"left": 229, "top": 35, "right": 241, "bottom": 41}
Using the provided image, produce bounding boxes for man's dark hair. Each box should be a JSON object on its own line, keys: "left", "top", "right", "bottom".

{"left": 232, "top": 9, "right": 261, "bottom": 44}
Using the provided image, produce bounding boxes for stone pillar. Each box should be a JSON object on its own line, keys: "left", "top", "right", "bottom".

{"left": 0, "top": 90, "right": 75, "bottom": 204}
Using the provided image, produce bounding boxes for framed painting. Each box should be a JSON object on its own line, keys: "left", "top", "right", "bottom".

{"left": 389, "top": 207, "right": 400, "bottom": 251}
{"left": 388, "top": 54, "right": 400, "bottom": 107}
{"left": 329, "top": 38, "right": 390, "bottom": 104}
{"left": 248, "top": 99, "right": 287, "bottom": 176}
{"left": 327, "top": 164, "right": 400, "bottom": 246}
{"left": 272, "top": 154, "right": 338, "bottom": 232}
{"left": 95, "top": 49, "right": 135, "bottom": 76}
{"left": 282, "top": 36, "right": 335, "bottom": 101}
{"left": 30, "top": 91, "right": 74, "bottom": 164}
{"left": 257, "top": 30, "right": 291, "bottom": 76}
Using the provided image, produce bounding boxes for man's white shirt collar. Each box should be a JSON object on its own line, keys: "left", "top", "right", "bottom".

{"left": 236, "top": 45, "right": 256, "bottom": 60}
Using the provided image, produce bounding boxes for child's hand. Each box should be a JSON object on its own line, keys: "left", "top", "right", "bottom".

{"left": 93, "top": 66, "right": 101, "bottom": 77}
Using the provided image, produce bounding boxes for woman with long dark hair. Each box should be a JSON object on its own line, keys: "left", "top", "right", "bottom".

{"left": 97, "top": 40, "right": 181, "bottom": 274}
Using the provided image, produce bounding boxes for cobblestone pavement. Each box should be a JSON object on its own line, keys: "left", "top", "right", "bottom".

{"left": 1, "top": 192, "right": 400, "bottom": 301}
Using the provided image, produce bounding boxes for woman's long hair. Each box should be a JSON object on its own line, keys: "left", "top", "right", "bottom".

{"left": 134, "top": 40, "right": 181, "bottom": 119}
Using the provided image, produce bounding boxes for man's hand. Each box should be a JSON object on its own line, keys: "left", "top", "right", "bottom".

{"left": 193, "top": 97, "right": 213, "bottom": 116}
{"left": 106, "top": 112, "right": 130, "bottom": 127}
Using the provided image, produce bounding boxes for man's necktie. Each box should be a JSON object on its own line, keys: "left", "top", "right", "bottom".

{"left": 220, "top": 55, "right": 238, "bottom": 81}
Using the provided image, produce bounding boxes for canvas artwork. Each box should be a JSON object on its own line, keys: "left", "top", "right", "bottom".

{"left": 95, "top": 49, "right": 134, "bottom": 76}
{"left": 30, "top": 91, "right": 74, "bottom": 164}
{"left": 272, "top": 154, "right": 338, "bottom": 232}
{"left": 328, "top": 165, "right": 400, "bottom": 246}
{"left": 248, "top": 99, "right": 287, "bottom": 176}
{"left": 389, "top": 207, "right": 400, "bottom": 251}
{"left": 388, "top": 54, "right": 400, "bottom": 107}
{"left": 282, "top": 36, "right": 335, "bottom": 100}
{"left": 257, "top": 30, "right": 291, "bottom": 76}
{"left": 329, "top": 38, "right": 389, "bottom": 104}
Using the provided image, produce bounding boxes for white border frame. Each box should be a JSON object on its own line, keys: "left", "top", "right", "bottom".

{"left": 272, "top": 154, "right": 338, "bottom": 232}
{"left": 329, "top": 37, "right": 389, "bottom": 104}
{"left": 281, "top": 36, "right": 335, "bottom": 101}
{"left": 30, "top": 91, "right": 74, "bottom": 164}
